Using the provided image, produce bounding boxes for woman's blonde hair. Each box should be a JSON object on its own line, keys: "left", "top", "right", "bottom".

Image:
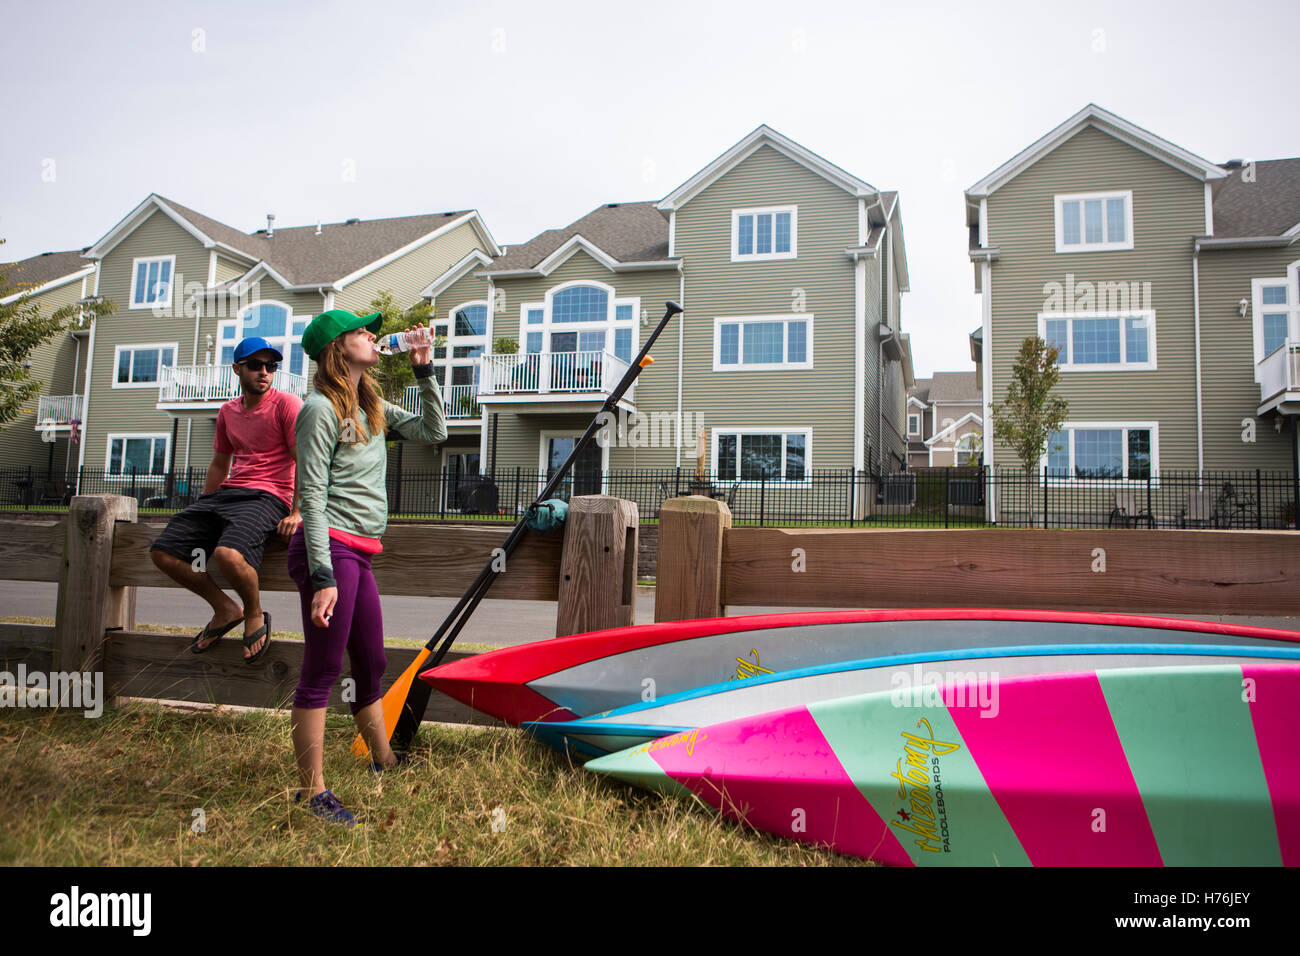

{"left": 312, "top": 334, "right": 386, "bottom": 442}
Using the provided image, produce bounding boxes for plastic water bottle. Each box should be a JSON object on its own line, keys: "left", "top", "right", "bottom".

{"left": 374, "top": 327, "right": 432, "bottom": 355}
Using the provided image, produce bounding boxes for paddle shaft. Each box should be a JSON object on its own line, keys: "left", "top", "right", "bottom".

{"left": 391, "top": 301, "right": 683, "bottom": 747}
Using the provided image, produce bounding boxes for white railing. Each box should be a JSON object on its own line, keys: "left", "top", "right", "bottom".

{"left": 1258, "top": 340, "right": 1300, "bottom": 404}
{"left": 479, "top": 350, "right": 634, "bottom": 401}
{"left": 401, "top": 383, "right": 480, "bottom": 419}
{"left": 159, "top": 364, "right": 308, "bottom": 404}
{"left": 35, "top": 394, "right": 83, "bottom": 425}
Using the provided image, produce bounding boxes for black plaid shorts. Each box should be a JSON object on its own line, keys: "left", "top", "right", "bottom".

{"left": 149, "top": 487, "right": 290, "bottom": 570}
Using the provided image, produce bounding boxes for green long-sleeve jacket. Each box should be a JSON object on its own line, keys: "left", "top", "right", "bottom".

{"left": 295, "top": 368, "right": 447, "bottom": 590}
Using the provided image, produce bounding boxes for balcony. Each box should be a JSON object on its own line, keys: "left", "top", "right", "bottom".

{"left": 477, "top": 350, "right": 636, "bottom": 413}
{"left": 400, "top": 383, "right": 481, "bottom": 425}
{"left": 158, "top": 364, "right": 308, "bottom": 416}
{"left": 34, "top": 394, "right": 84, "bottom": 430}
{"left": 1257, "top": 341, "right": 1300, "bottom": 416}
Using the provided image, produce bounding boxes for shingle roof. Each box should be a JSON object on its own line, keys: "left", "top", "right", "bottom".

{"left": 483, "top": 202, "right": 671, "bottom": 274}
{"left": 927, "top": 371, "right": 980, "bottom": 404}
{"left": 159, "top": 196, "right": 478, "bottom": 285}
{"left": 2, "top": 248, "right": 91, "bottom": 291}
{"left": 1211, "top": 158, "right": 1300, "bottom": 238}
{"left": 908, "top": 377, "right": 931, "bottom": 405}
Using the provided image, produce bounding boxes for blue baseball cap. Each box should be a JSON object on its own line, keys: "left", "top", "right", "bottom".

{"left": 233, "top": 336, "right": 283, "bottom": 364}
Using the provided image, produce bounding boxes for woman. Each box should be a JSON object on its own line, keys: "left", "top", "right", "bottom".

{"left": 288, "top": 308, "right": 446, "bottom": 825}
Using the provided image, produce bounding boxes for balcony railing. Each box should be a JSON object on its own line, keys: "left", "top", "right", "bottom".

{"left": 401, "top": 383, "right": 480, "bottom": 420}
{"left": 1258, "top": 340, "right": 1300, "bottom": 405}
{"left": 479, "top": 350, "right": 634, "bottom": 401}
{"left": 159, "top": 364, "right": 307, "bottom": 404}
{"left": 35, "top": 394, "right": 83, "bottom": 427}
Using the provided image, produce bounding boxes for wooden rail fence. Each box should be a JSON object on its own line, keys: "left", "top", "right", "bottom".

{"left": 0, "top": 494, "right": 638, "bottom": 724}
{"left": 654, "top": 496, "right": 1300, "bottom": 620}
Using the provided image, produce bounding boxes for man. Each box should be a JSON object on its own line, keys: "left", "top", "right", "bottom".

{"left": 149, "top": 336, "right": 303, "bottom": 662}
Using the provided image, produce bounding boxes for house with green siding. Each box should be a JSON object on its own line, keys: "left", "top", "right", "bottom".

{"left": 0, "top": 249, "right": 96, "bottom": 500}
{"left": 437, "top": 125, "right": 912, "bottom": 516}
{"left": 967, "top": 104, "right": 1299, "bottom": 523}
{"left": 70, "top": 194, "right": 497, "bottom": 501}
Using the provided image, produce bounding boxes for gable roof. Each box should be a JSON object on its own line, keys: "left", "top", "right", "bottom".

{"left": 658, "top": 125, "right": 878, "bottom": 211}
{"left": 1209, "top": 158, "right": 1300, "bottom": 239}
{"left": 927, "top": 371, "right": 980, "bottom": 404}
{"left": 924, "top": 411, "right": 983, "bottom": 446}
{"left": 1, "top": 248, "right": 94, "bottom": 297}
{"left": 481, "top": 202, "right": 673, "bottom": 276}
{"left": 420, "top": 249, "right": 494, "bottom": 299}
{"left": 965, "top": 104, "right": 1227, "bottom": 215}
{"left": 84, "top": 194, "right": 501, "bottom": 290}
{"left": 908, "top": 377, "right": 931, "bottom": 406}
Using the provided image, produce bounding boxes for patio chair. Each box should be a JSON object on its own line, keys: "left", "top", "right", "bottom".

{"left": 1108, "top": 490, "right": 1154, "bottom": 529}
{"left": 1179, "top": 490, "right": 1215, "bottom": 529}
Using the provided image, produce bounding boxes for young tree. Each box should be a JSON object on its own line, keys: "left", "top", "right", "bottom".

{"left": 992, "top": 336, "right": 1069, "bottom": 520}
{"left": 366, "top": 290, "right": 443, "bottom": 403}
{"left": 0, "top": 240, "right": 116, "bottom": 429}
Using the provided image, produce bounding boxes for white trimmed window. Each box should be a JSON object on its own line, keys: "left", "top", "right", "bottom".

{"left": 714, "top": 315, "right": 813, "bottom": 370}
{"left": 105, "top": 433, "right": 169, "bottom": 476}
{"left": 129, "top": 255, "right": 175, "bottom": 309}
{"left": 1054, "top": 192, "right": 1133, "bottom": 253}
{"left": 732, "top": 206, "right": 797, "bottom": 262}
{"left": 1251, "top": 270, "right": 1300, "bottom": 366}
{"left": 114, "top": 343, "right": 177, "bottom": 387}
{"left": 1043, "top": 423, "right": 1157, "bottom": 481}
{"left": 520, "top": 282, "right": 638, "bottom": 364}
{"left": 908, "top": 413, "right": 921, "bottom": 437}
{"left": 713, "top": 428, "right": 811, "bottom": 483}
{"left": 1040, "top": 311, "right": 1156, "bottom": 371}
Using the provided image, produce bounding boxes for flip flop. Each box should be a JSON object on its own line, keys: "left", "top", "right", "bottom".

{"left": 243, "top": 611, "right": 272, "bottom": 665}
{"left": 190, "top": 616, "right": 243, "bottom": 654}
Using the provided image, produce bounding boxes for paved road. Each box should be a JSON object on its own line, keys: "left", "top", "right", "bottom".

{"left": 2, "top": 579, "right": 1297, "bottom": 645}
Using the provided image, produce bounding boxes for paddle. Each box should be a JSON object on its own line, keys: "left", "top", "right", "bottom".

{"left": 354, "top": 301, "right": 685, "bottom": 756}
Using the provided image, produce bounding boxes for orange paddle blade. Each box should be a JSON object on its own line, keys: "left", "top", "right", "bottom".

{"left": 351, "top": 646, "right": 431, "bottom": 758}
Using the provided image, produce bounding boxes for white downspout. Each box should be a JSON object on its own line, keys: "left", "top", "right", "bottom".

{"left": 676, "top": 268, "right": 684, "bottom": 469}
{"left": 1192, "top": 250, "right": 1204, "bottom": 481}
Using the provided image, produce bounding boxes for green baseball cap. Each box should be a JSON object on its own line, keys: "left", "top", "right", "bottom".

{"left": 301, "top": 309, "right": 384, "bottom": 360}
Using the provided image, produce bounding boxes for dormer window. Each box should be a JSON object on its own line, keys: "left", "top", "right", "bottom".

{"left": 732, "top": 206, "right": 797, "bottom": 262}
{"left": 1055, "top": 192, "right": 1133, "bottom": 253}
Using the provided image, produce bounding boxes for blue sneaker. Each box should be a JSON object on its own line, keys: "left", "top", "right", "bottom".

{"left": 295, "top": 789, "right": 356, "bottom": 827}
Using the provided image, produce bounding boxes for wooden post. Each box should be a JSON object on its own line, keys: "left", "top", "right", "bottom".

{"left": 556, "top": 495, "right": 639, "bottom": 637}
{"left": 54, "top": 495, "right": 137, "bottom": 675}
{"left": 655, "top": 495, "right": 729, "bottom": 623}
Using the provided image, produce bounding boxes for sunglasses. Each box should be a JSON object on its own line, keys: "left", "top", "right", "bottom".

{"left": 239, "top": 359, "right": 279, "bottom": 372}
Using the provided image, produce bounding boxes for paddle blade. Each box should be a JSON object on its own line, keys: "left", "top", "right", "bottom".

{"left": 351, "top": 646, "right": 431, "bottom": 758}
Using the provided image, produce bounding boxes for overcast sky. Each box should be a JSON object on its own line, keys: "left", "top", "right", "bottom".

{"left": 2, "top": 0, "right": 1297, "bottom": 376}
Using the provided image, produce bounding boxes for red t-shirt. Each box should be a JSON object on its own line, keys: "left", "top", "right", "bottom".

{"left": 213, "top": 387, "right": 302, "bottom": 508}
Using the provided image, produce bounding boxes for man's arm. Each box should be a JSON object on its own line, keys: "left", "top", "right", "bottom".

{"left": 203, "top": 452, "right": 232, "bottom": 494}
{"left": 276, "top": 444, "right": 303, "bottom": 540}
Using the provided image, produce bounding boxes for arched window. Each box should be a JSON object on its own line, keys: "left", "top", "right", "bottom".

{"left": 552, "top": 286, "right": 608, "bottom": 323}
{"left": 218, "top": 302, "right": 305, "bottom": 374}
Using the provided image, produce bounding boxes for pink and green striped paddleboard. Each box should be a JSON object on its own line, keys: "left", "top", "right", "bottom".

{"left": 585, "top": 663, "right": 1300, "bottom": 866}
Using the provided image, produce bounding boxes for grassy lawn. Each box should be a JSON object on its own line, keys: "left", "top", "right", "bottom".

{"left": 0, "top": 701, "right": 859, "bottom": 866}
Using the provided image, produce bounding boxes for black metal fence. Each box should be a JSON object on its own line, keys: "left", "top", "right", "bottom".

{"left": 2, "top": 464, "right": 1296, "bottom": 530}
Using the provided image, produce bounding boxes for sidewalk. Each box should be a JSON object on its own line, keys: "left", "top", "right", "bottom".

{"left": 1, "top": 579, "right": 1296, "bottom": 645}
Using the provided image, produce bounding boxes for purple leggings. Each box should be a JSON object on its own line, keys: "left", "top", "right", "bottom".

{"left": 287, "top": 530, "right": 387, "bottom": 714}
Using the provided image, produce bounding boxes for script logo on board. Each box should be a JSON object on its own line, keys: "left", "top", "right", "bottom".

{"left": 889, "top": 717, "right": 959, "bottom": 854}
{"left": 728, "top": 649, "right": 773, "bottom": 681}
